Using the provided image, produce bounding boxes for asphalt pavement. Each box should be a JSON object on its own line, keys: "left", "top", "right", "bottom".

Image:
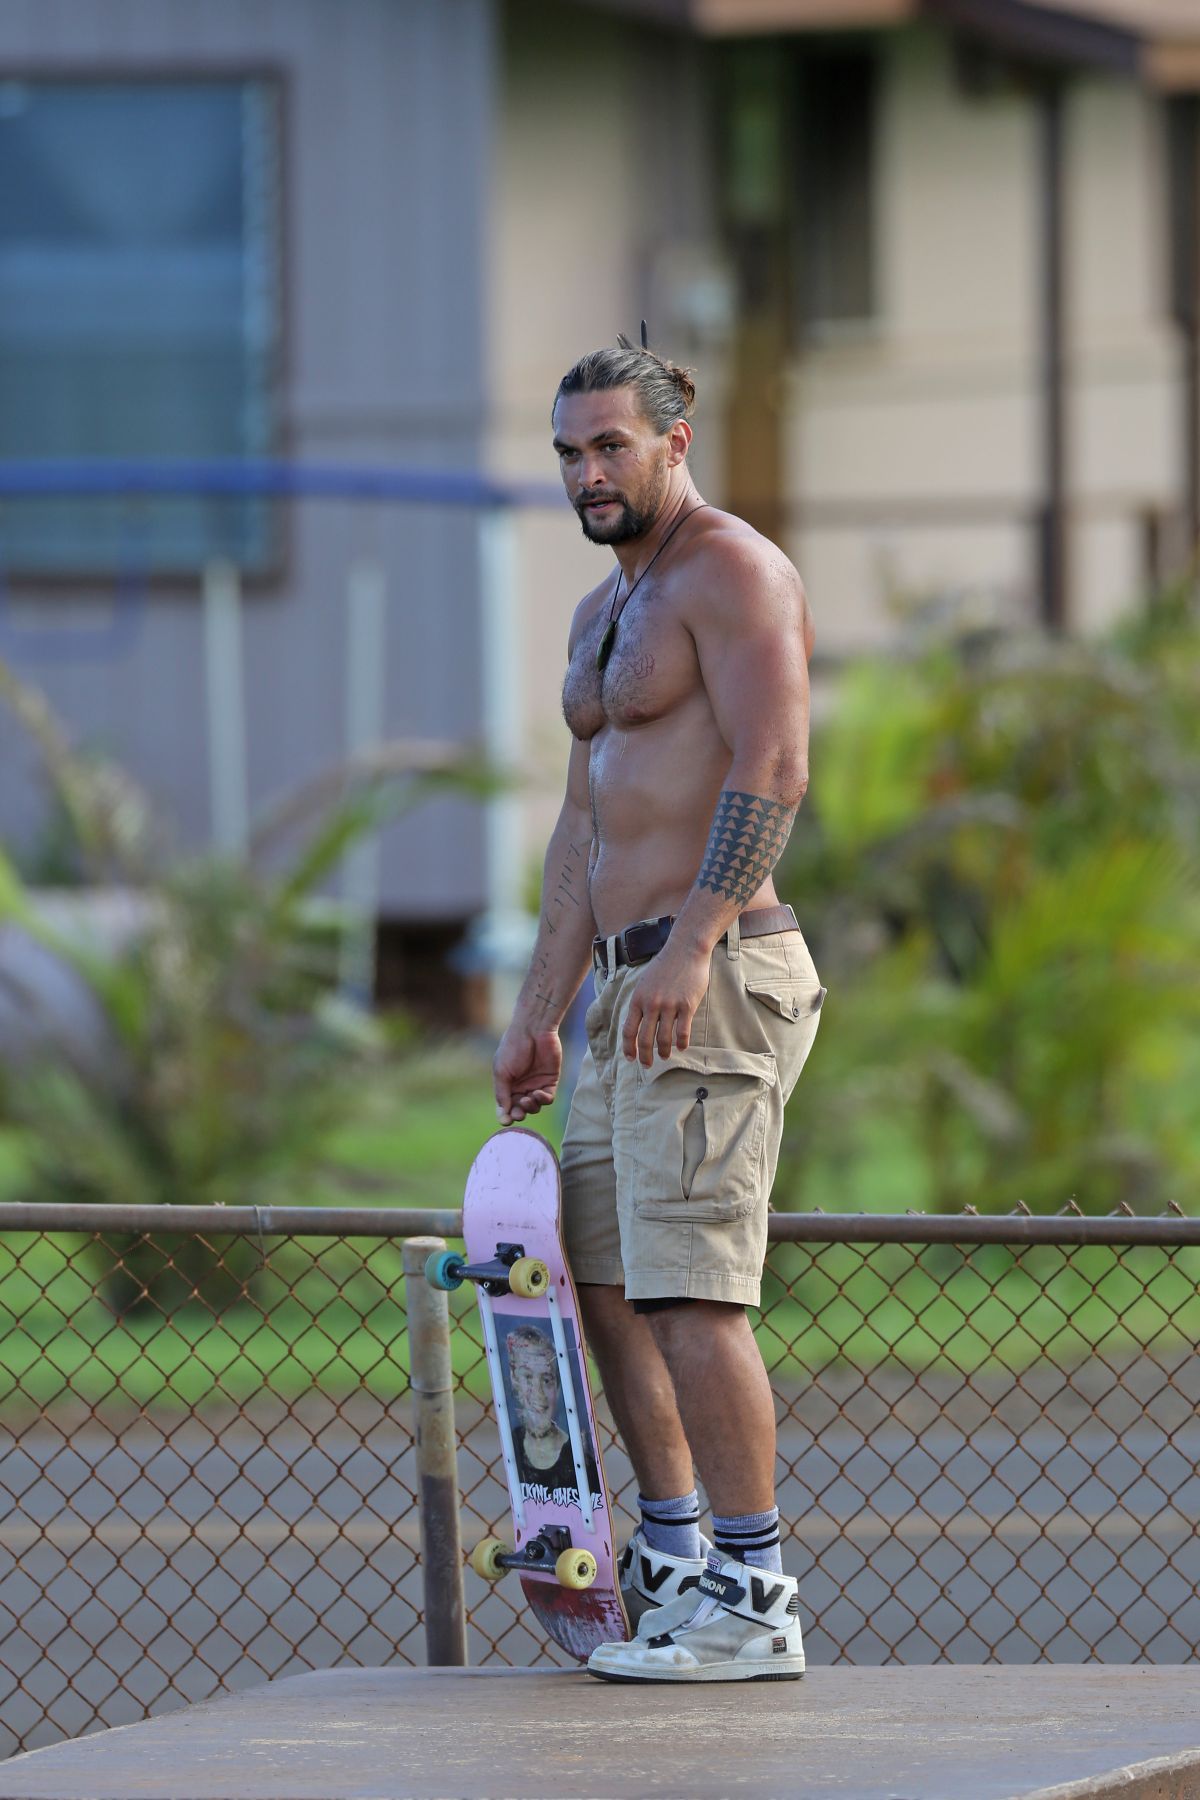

{"left": 2, "top": 1355, "right": 1198, "bottom": 1760}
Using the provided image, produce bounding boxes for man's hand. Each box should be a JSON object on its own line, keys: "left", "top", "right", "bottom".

{"left": 494, "top": 1026, "right": 563, "bottom": 1124}
{"left": 621, "top": 942, "right": 712, "bottom": 1067}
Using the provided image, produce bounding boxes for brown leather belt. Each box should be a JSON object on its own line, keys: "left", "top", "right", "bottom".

{"left": 593, "top": 904, "right": 798, "bottom": 973}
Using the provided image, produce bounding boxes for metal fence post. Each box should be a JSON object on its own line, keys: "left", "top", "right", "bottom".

{"left": 402, "top": 1235, "right": 468, "bottom": 1666}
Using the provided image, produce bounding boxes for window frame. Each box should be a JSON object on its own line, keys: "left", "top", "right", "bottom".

{"left": 0, "top": 61, "right": 290, "bottom": 593}
{"left": 791, "top": 37, "right": 882, "bottom": 343}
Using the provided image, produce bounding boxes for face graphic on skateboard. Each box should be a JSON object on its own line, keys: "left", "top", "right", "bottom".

{"left": 495, "top": 1313, "right": 601, "bottom": 1512}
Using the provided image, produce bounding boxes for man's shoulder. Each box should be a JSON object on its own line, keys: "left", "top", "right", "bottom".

{"left": 679, "top": 508, "right": 807, "bottom": 621}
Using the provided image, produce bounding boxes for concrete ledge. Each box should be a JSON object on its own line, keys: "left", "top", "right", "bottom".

{"left": 1, "top": 1666, "right": 1198, "bottom": 1800}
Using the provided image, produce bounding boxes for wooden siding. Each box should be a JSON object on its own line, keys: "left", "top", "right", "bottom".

{"left": 0, "top": 0, "right": 493, "bottom": 918}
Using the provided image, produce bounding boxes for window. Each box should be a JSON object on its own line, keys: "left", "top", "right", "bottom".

{"left": 796, "top": 48, "right": 878, "bottom": 330}
{"left": 0, "top": 77, "right": 282, "bottom": 574}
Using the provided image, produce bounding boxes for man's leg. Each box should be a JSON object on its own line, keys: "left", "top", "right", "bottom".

{"left": 587, "top": 1295, "right": 804, "bottom": 1682}
{"left": 640, "top": 1300, "right": 775, "bottom": 1516}
{"left": 577, "top": 1282, "right": 694, "bottom": 1500}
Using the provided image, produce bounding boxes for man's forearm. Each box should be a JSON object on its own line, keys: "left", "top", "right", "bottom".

{"left": 670, "top": 769, "right": 804, "bottom": 959}
{"left": 512, "top": 814, "right": 597, "bottom": 1030}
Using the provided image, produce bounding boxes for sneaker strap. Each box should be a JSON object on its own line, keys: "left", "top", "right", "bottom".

{"left": 701, "top": 1564, "right": 798, "bottom": 1629}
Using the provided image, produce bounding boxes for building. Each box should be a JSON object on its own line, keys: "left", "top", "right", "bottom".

{"left": 1, "top": 0, "right": 1197, "bottom": 981}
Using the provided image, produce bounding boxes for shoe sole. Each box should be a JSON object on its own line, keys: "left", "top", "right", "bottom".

{"left": 587, "top": 1665, "right": 805, "bottom": 1684}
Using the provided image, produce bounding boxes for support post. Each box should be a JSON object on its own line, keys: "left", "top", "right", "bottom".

{"left": 402, "top": 1236, "right": 467, "bottom": 1666}
{"left": 1037, "top": 75, "right": 1068, "bottom": 632}
{"left": 475, "top": 507, "right": 534, "bottom": 1030}
{"left": 202, "top": 558, "right": 249, "bottom": 853}
{"left": 1168, "top": 95, "right": 1200, "bottom": 564}
{"left": 339, "top": 554, "right": 388, "bottom": 1003}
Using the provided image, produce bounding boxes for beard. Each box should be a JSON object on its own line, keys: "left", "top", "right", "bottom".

{"left": 575, "top": 465, "right": 669, "bottom": 545}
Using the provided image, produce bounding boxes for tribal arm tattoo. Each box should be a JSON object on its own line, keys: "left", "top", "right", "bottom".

{"left": 696, "top": 789, "right": 796, "bottom": 908}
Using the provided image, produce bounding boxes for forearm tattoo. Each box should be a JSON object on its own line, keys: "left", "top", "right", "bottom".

{"left": 531, "top": 839, "right": 587, "bottom": 1009}
{"left": 697, "top": 790, "right": 796, "bottom": 907}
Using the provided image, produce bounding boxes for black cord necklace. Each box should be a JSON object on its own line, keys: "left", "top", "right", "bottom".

{"left": 595, "top": 501, "right": 707, "bottom": 673}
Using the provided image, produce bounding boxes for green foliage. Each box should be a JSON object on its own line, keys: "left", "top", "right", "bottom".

{"left": 778, "top": 598, "right": 1200, "bottom": 1214}
{"left": 0, "top": 657, "right": 486, "bottom": 1302}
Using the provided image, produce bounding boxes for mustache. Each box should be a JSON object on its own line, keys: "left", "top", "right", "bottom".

{"left": 576, "top": 493, "right": 624, "bottom": 508}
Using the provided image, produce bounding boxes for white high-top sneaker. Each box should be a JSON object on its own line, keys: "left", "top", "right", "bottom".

{"left": 618, "top": 1527, "right": 712, "bottom": 1634}
{"left": 591, "top": 1555, "right": 805, "bottom": 1683}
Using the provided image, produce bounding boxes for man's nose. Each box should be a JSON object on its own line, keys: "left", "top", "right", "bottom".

{"left": 579, "top": 455, "right": 607, "bottom": 489}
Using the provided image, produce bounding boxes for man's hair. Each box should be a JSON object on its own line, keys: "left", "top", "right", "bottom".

{"left": 555, "top": 336, "right": 697, "bottom": 435}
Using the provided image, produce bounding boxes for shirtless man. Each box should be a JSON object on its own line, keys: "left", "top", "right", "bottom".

{"left": 492, "top": 339, "right": 824, "bottom": 1682}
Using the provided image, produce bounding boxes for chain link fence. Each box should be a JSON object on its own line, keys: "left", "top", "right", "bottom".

{"left": 1, "top": 1201, "right": 1198, "bottom": 1756}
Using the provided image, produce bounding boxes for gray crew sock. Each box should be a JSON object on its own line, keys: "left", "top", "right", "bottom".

{"left": 711, "top": 1506, "right": 783, "bottom": 1574}
{"left": 637, "top": 1490, "right": 702, "bottom": 1560}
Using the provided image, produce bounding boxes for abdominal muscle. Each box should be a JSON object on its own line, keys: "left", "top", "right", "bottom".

{"left": 584, "top": 695, "right": 780, "bottom": 938}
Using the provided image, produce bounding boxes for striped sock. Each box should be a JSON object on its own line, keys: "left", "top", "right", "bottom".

{"left": 711, "top": 1506, "right": 783, "bottom": 1574}
{"left": 638, "top": 1490, "right": 702, "bottom": 1560}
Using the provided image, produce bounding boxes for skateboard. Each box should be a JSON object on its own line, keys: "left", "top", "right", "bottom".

{"left": 426, "top": 1127, "right": 629, "bottom": 1662}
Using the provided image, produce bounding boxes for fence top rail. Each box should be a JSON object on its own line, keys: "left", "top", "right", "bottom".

{"left": 0, "top": 1201, "right": 1196, "bottom": 1246}
{"left": 0, "top": 1202, "right": 464, "bottom": 1239}
{"left": 767, "top": 1209, "right": 1200, "bottom": 1247}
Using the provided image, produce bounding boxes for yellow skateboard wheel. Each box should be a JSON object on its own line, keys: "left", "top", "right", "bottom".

{"left": 508, "top": 1257, "right": 550, "bottom": 1300}
{"left": 555, "top": 1548, "right": 597, "bottom": 1590}
{"left": 470, "top": 1537, "right": 510, "bottom": 1580}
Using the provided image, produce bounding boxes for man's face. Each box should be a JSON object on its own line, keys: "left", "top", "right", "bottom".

{"left": 552, "top": 386, "right": 671, "bottom": 545}
{"left": 510, "top": 1344, "right": 559, "bottom": 1434}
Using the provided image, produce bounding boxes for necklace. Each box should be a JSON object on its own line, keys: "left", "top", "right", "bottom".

{"left": 595, "top": 501, "right": 707, "bottom": 673}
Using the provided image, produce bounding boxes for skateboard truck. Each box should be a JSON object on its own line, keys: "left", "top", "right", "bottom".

{"left": 425, "top": 1242, "right": 550, "bottom": 1299}
{"left": 470, "top": 1525, "right": 598, "bottom": 1591}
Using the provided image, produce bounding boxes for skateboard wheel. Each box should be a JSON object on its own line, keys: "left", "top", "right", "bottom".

{"left": 555, "top": 1548, "right": 597, "bottom": 1590}
{"left": 426, "top": 1250, "right": 465, "bottom": 1291}
{"left": 470, "top": 1537, "right": 510, "bottom": 1581}
{"left": 508, "top": 1256, "right": 550, "bottom": 1300}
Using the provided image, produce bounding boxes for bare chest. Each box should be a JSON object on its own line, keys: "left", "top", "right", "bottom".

{"left": 561, "top": 590, "right": 695, "bottom": 739}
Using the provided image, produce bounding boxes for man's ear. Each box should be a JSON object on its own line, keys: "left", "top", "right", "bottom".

{"left": 665, "top": 417, "right": 693, "bottom": 468}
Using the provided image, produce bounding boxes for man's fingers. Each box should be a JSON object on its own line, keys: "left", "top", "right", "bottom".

{"left": 655, "top": 1012, "right": 675, "bottom": 1061}
{"left": 622, "top": 999, "right": 644, "bottom": 1061}
{"left": 674, "top": 1011, "right": 692, "bottom": 1052}
{"left": 637, "top": 1007, "right": 660, "bottom": 1067}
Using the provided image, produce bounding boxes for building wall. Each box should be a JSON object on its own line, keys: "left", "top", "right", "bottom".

{"left": 488, "top": 0, "right": 723, "bottom": 872}
{"left": 0, "top": 0, "right": 494, "bottom": 919}
{"left": 788, "top": 24, "right": 1183, "bottom": 653}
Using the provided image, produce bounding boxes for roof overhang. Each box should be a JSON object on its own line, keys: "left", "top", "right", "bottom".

{"left": 568, "top": 0, "right": 1200, "bottom": 88}
{"left": 927, "top": 0, "right": 1200, "bottom": 89}
{"left": 566, "top": 0, "right": 916, "bottom": 30}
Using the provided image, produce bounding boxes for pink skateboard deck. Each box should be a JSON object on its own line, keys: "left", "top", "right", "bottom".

{"left": 451, "top": 1128, "right": 629, "bottom": 1662}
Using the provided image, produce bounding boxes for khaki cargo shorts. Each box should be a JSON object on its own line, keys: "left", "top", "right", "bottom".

{"left": 560, "top": 918, "right": 825, "bottom": 1309}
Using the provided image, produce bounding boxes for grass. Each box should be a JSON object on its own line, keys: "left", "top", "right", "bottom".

{"left": 1, "top": 1232, "right": 1196, "bottom": 1422}
{"left": 1, "top": 1037, "right": 1195, "bottom": 1419}
{"left": 309, "top": 1039, "right": 561, "bottom": 1208}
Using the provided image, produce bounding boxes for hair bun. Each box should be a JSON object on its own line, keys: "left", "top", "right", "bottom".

{"left": 666, "top": 361, "right": 697, "bottom": 412}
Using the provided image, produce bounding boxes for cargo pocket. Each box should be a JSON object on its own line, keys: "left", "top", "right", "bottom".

{"left": 745, "top": 978, "right": 826, "bottom": 1022}
{"left": 745, "top": 978, "right": 826, "bottom": 1100}
{"left": 634, "top": 1048, "right": 776, "bottom": 1224}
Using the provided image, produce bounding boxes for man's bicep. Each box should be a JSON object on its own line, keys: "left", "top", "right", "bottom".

{"left": 695, "top": 574, "right": 811, "bottom": 775}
